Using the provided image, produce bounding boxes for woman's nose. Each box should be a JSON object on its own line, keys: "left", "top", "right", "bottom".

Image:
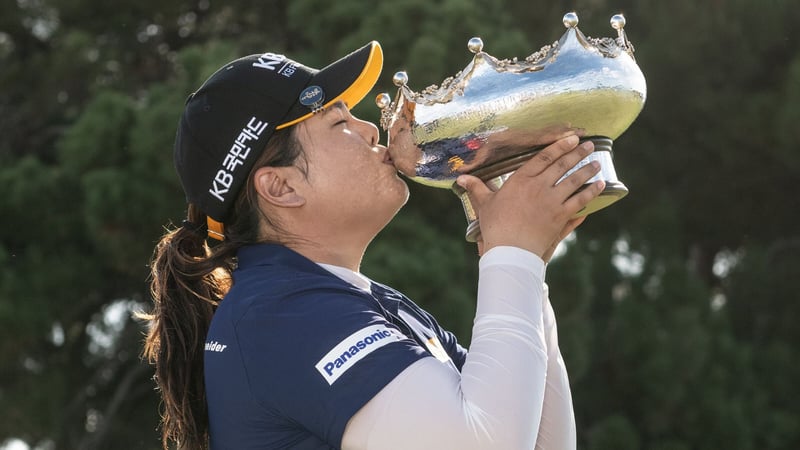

{"left": 355, "top": 117, "right": 379, "bottom": 146}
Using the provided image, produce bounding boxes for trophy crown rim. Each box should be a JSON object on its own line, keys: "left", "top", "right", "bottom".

{"left": 378, "top": 12, "right": 644, "bottom": 131}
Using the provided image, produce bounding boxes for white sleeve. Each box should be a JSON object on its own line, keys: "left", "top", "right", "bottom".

{"left": 536, "top": 284, "right": 577, "bottom": 449}
{"left": 343, "top": 246, "right": 575, "bottom": 450}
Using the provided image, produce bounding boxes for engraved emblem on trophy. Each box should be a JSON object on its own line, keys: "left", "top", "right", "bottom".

{"left": 377, "top": 12, "right": 647, "bottom": 241}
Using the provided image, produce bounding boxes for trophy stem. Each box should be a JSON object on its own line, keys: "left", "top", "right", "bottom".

{"left": 451, "top": 137, "right": 628, "bottom": 243}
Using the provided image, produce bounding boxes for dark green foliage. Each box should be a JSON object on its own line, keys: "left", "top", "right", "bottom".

{"left": 1, "top": 0, "right": 798, "bottom": 448}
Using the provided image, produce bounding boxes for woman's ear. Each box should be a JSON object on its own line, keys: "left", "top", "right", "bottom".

{"left": 252, "top": 166, "right": 306, "bottom": 208}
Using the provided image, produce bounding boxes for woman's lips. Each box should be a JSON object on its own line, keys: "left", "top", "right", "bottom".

{"left": 383, "top": 149, "right": 394, "bottom": 165}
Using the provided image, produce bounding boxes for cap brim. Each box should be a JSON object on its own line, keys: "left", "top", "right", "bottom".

{"left": 276, "top": 41, "right": 383, "bottom": 129}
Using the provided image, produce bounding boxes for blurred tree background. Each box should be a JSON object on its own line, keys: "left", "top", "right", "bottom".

{"left": 1, "top": 0, "right": 798, "bottom": 448}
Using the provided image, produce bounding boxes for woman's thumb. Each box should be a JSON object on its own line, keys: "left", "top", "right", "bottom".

{"left": 456, "top": 174, "right": 491, "bottom": 204}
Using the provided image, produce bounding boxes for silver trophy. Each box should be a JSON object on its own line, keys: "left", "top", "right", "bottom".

{"left": 377, "top": 12, "right": 647, "bottom": 241}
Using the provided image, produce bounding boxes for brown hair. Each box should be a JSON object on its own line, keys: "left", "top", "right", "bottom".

{"left": 139, "top": 128, "right": 303, "bottom": 449}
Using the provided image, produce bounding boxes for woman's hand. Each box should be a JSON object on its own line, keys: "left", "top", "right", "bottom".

{"left": 457, "top": 135, "right": 604, "bottom": 258}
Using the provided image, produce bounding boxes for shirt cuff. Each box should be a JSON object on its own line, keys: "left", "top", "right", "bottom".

{"left": 479, "top": 246, "right": 546, "bottom": 280}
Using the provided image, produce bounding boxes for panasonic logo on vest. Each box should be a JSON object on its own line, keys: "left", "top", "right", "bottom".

{"left": 315, "top": 325, "right": 401, "bottom": 385}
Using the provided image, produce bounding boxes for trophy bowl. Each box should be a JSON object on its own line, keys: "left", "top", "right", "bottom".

{"left": 378, "top": 12, "right": 647, "bottom": 242}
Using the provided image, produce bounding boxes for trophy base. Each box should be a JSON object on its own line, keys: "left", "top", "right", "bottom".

{"left": 452, "top": 137, "right": 628, "bottom": 242}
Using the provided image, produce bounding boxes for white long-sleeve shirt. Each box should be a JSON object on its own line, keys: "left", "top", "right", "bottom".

{"left": 327, "top": 246, "right": 576, "bottom": 449}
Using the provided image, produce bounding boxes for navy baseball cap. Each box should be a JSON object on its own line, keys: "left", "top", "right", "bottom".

{"left": 174, "top": 41, "right": 383, "bottom": 239}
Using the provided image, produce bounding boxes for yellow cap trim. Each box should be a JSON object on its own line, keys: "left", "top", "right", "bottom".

{"left": 276, "top": 42, "right": 383, "bottom": 130}
{"left": 207, "top": 217, "right": 225, "bottom": 241}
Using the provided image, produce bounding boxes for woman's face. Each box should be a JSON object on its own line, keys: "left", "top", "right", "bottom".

{"left": 292, "top": 102, "right": 409, "bottom": 236}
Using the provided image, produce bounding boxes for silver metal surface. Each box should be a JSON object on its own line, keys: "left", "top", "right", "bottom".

{"left": 379, "top": 12, "right": 647, "bottom": 241}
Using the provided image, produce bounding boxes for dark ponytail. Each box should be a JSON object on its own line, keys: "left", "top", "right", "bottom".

{"left": 140, "top": 128, "right": 303, "bottom": 449}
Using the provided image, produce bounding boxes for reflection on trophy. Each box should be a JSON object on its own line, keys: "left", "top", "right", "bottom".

{"left": 377, "top": 12, "right": 647, "bottom": 242}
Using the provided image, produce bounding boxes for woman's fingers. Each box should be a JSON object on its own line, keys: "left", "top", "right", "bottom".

{"left": 455, "top": 135, "right": 604, "bottom": 257}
